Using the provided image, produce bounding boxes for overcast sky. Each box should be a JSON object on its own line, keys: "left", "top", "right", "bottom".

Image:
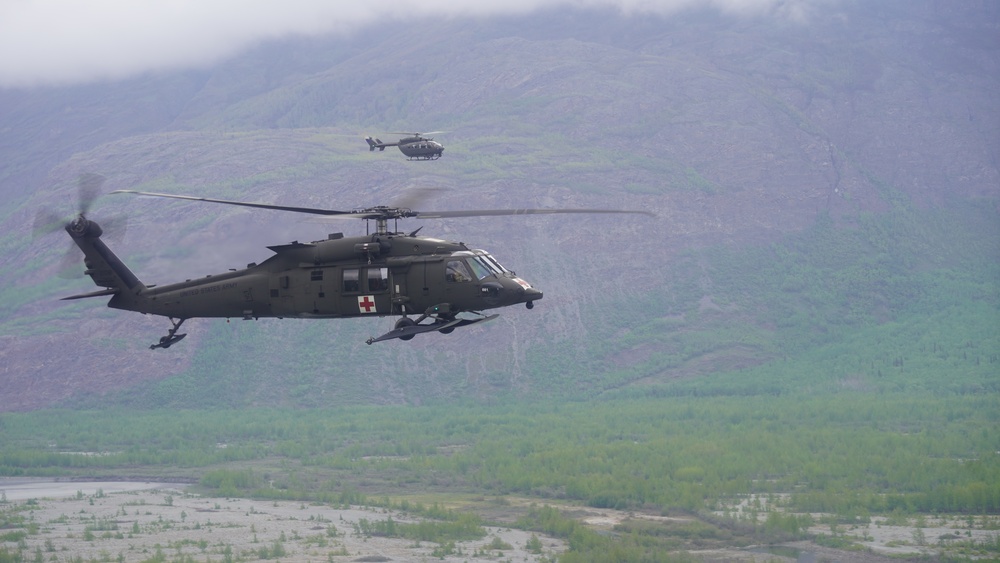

{"left": 0, "top": 0, "right": 829, "bottom": 89}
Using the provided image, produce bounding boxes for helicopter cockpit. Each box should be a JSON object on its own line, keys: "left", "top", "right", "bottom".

{"left": 444, "top": 249, "right": 540, "bottom": 309}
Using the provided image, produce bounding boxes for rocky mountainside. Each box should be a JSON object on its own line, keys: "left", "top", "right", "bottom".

{"left": 1, "top": 1, "right": 997, "bottom": 411}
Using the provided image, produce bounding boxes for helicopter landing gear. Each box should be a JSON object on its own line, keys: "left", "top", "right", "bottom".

{"left": 441, "top": 313, "right": 499, "bottom": 332}
{"left": 150, "top": 317, "right": 187, "bottom": 350}
{"left": 366, "top": 308, "right": 499, "bottom": 345}
{"left": 394, "top": 317, "right": 417, "bottom": 341}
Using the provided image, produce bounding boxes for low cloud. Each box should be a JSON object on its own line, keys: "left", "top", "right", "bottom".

{"left": 0, "top": 0, "right": 829, "bottom": 88}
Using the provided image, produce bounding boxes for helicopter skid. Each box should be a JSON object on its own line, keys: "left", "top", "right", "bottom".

{"left": 366, "top": 314, "right": 498, "bottom": 345}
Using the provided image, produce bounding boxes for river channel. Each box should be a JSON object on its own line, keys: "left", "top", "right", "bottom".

{"left": 0, "top": 477, "right": 184, "bottom": 501}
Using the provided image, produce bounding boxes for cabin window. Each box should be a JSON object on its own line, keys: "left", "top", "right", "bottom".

{"left": 446, "top": 260, "right": 473, "bottom": 283}
{"left": 343, "top": 269, "right": 359, "bottom": 292}
{"left": 367, "top": 267, "right": 389, "bottom": 292}
{"left": 311, "top": 270, "right": 323, "bottom": 281}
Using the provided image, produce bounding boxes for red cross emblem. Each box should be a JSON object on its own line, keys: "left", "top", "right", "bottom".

{"left": 358, "top": 295, "right": 377, "bottom": 313}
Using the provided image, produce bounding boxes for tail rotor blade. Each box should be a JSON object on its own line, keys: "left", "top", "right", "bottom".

{"left": 57, "top": 244, "right": 83, "bottom": 279}
{"left": 101, "top": 214, "right": 128, "bottom": 244}
{"left": 33, "top": 208, "right": 67, "bottom": 239}
{"left": 78, "top": 173, "right": 106, "bottom": 216}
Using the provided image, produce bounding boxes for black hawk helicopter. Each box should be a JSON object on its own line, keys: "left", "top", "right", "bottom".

{"left": 365, "top": 132, "right": 444, "bottom": 160}
{"left": 48, "top": 177, "right": 652, "bottom": 348}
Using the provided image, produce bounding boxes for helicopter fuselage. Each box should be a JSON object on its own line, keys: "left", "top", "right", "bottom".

{"left": 83, "top": 226, "right": 540, "bottom": 323}
{"left": 396, "top": 137, "right": 444, "bottom": 160}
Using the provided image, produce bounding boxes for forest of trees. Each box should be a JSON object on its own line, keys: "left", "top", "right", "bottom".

{"left": 2, "top": 392, "right": 998, "bottom": 515}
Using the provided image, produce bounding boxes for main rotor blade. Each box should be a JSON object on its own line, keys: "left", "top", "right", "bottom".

{"left": 112, "top": 190, "right": 354, "bottom": 216}
{"left": 390, "top": 187, "right": 445, "bottom": 210}
{"left": 113, "top": 189, "right": 656, "bottom": 221}
{"left": 413, "top": 208, "right": 655, "bottom": 219}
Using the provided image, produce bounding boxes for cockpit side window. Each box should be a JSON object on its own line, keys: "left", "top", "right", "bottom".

{"left": 467, "top": 257, "right": 490, "bottom": 280}
{"left": 446, "top": 260, "right": 473, "bottom": 283}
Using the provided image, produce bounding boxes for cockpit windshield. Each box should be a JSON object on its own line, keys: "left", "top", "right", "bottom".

{"left": 473, "top": 250, "right": 511, "bottom": 275}
{"left": 448, "top": 251, "right": 512, "bottom": 282}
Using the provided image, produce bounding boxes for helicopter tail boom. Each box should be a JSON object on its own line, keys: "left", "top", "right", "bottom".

{"left": 63, "top": 217, "right": 146, "bottom": 303}
{"left": 365, "top": 136, "right": 390, "bottom": 151}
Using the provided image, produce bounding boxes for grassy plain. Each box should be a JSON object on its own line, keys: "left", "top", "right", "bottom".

{"left": 2, "top": 384, "right": 998, "bottom": 561}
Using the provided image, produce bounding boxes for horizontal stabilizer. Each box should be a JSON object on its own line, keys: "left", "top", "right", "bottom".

{"left": 61, "top": 287, "right": 119, "bottom": 300}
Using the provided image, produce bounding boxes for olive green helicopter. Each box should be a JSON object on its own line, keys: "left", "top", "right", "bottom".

{"left": 44, "top": 175, "right": 651, "bottom": 348}
{"left": 365, "top": 132, "right": 445, "bottom": 160}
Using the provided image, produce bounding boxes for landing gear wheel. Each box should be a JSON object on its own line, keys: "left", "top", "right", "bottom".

{"left": 437, "top": 315, "right": 457, "bottom": 334}
{"left": 150, "top": 317, "right": 188, "bottom": 349}
{"left": 395, "top": 317, "right": 416, "bottom": 341}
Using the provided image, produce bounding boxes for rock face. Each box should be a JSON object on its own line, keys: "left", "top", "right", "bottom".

{"left": 1, "top": 2, "right": 997, "bottom": 411}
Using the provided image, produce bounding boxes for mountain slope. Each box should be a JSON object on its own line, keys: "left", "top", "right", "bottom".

{"left": 0, "top": 2, "right": 997, "bottom": 411}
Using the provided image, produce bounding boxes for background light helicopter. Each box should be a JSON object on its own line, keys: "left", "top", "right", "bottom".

{"left": 365, "top": 131, "right": 445, "bottom": 160}
{"left": 42, "top": 175, "right": 652, "bottom": 348}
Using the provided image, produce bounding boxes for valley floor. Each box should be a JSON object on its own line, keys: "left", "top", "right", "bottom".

{"left": 1, "top": 480, "right": 563, "bottom": 562}
{"left": 3, "top": 480, "right": 996, "bottom": 562}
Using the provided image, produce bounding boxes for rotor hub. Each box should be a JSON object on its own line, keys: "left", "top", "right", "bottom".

{"left": 66, "top": 216, "right": 101, "bottom": 238}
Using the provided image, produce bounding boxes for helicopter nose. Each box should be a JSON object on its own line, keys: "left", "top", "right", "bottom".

{"left": 511, "top": 278, "right": 542, "bottom": 305}
{"left": 524, "top": 287, "right": 542, "bottom": 309}
{"left": 481, "top": 278, "right": 543, "bottom": 308}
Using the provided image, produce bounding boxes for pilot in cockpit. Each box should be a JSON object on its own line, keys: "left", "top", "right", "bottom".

{"left": 446, "top": 260, "right": 471, "bottom": 282}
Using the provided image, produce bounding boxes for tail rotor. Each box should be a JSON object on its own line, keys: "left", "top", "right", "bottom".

{"left": 32, "top": 174, "right": 126, "bottom": 278}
